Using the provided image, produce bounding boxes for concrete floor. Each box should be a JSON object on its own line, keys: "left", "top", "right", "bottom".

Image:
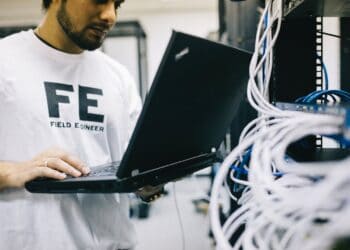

{"left": 131, "top": 177, "right": 214, "bottom": 250}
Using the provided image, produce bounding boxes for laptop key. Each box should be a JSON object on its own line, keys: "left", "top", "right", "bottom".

{"left": 89, "top": 165, "right": 118, "bottom": 177}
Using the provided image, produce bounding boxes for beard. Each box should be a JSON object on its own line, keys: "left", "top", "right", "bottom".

{"left": 56, "top": 0, "right": 108, "bottom": 51}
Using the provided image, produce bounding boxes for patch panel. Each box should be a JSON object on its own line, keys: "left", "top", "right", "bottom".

{"left": 276, "top": 102, "right": 350, "bottom": 140}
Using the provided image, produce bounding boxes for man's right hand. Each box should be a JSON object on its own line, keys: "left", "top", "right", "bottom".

{"left": 0, "top": 147, "right": 90, "bottom": 191}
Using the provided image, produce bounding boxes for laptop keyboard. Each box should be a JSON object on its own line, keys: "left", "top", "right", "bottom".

{"left": 88, "top": 162, "right": 120, "bottom": 177}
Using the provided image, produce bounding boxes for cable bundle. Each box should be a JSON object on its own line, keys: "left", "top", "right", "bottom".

{"left": 296, "top": 89, "right": 350, "bottom": 103}
{"left": 209, "top": 1, "right": 350, "bottom": 249}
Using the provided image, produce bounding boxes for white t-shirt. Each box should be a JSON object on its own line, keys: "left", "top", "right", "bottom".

{"left": 0, "top": 30, "right": 142, "bottom": 250}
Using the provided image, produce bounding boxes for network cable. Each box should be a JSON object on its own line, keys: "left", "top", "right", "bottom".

{"left": 209, "top": 0, "right": 350, "bottom": 249}
{"left": 296, "top": 89, "right": 350, "bottom": 104}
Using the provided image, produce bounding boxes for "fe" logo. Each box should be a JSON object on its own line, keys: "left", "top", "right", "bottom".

{"left": 44, "top": 81, "right": 104, "bottom": 123}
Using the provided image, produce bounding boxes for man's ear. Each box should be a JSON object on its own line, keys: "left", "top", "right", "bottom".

{"left": 50, "top": 0, "right": 62, "bottom": 9}
{"left": 46, "top": 0, "right": 62, "bottom": 13}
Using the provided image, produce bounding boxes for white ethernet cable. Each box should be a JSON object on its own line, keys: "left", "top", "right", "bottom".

{"left": 210, "top": 110, "right": 344, "bottom": 248}
{"left": 246, "top": 0, "right": 283, "bottom": 115}
{"left": 210, "top": 0, "right": 285, "bottom": 247}
{"left": 209, "top": 0, "right": 350, "bottom": 249}
{"left": 245, "top": 117, "right": 346, "bottom": 250}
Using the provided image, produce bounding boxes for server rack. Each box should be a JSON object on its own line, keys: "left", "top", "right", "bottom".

{"left": 223, "top": 0, "right": 350, "bottom": 159}
{"left": 272, "top": 0, "right": 349, "bottom": 160}
{"left": 217, "top": 0, "right": 350, "bottom": 247}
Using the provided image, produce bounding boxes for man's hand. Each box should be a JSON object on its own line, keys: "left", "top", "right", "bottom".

{"left": 0, "top": 147, "right": 90, "bottom": 191}
{"left": 135, "top": 185, "right": 165, "bottom": 203}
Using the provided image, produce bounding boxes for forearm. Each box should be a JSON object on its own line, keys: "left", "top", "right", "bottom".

{"left": 0, "top": 161, "right": 21, "bottom": 191}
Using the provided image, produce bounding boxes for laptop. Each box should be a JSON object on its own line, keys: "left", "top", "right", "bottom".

{"left": 25, "top": 31, "right": 251, "bottom": 193}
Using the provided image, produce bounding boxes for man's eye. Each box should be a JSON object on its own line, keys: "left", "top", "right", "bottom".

{"left": 94, "top": 0, "right": 123, "bottom": 9}
{"left": 115, "top": 0, "right": 124, "bottom": 9}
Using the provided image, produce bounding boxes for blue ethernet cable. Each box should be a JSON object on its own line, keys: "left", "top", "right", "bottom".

{"left": 262, "top": 12, "right": 268, "bottom": 83}
{"left": 316, "top": 54, "right": 329, "bottom": 90}
{"left": 296, "top": 89, "right": 350, "bottom": 104}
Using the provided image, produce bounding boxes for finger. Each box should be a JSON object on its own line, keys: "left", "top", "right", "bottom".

{"left": 138, "top": 185, "right": 164, "bottom": 194}
{"left": 44, "top": 158, "right": 82, "bottom": 177}
{"left": 136, "top": 185, "right": 165, "bottom": 198}
{"left": 139, "top": 193, "right": 162, "bottom": 203}
{"left": 31, "top": 167, "right": 67, "bottom": 180}
{"left": 58, "top": 153, "right": 90, "bottom": 175}
{"left": 38, "top": 148, "right": 90, "bottom": 175}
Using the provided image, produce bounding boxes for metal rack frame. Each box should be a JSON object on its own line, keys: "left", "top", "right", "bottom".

{"left": 102, "top": 21, "right": 149, "bottom": 102}
{"left": 341, "top": 18, "right": 350, "bottom": 92}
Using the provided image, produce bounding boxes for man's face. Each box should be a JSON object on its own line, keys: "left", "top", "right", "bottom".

{"left": 57, "top": 0, "right": 123, "bottom": 51}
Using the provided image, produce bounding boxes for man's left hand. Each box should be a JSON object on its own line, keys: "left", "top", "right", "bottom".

{"left": 135, "top": 185, "right": 165, "bottom": 203}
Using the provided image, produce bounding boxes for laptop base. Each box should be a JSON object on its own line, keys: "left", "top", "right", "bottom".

{"left": 25, "top": 153, "right": 219, "bottom": 193}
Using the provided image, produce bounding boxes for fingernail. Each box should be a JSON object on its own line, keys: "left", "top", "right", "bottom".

{"left": 83, "top": 167, "right": 91, "bottom": 174}
{"left": 73, "top": 170, "right": 81, "bottom": 176}
{"left": 60, "top": 173, "right": 67, "bottom": 178}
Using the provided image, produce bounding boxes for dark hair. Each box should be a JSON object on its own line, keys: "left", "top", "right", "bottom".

{"left": 42, "top": 0, "right": 52, "bottom": 10}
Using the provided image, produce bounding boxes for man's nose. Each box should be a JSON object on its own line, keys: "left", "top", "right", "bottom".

{"left": 99, "top": 1, "right": 116, "bottom": 25}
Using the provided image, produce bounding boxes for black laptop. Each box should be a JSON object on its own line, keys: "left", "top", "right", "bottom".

{"left": 25, "top": 31, "right": 251, "bottom": 193}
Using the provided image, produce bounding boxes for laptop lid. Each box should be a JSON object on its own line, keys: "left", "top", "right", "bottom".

{"left": 116, "top": 30, "right": 252, "bottom": 179}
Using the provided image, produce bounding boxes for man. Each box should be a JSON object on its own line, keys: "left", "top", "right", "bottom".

{"left": 0, "top": 0, "right": 159, "bottom": 249}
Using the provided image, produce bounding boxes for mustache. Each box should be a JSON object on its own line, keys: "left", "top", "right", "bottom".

{"left": 87, "top": 23, "right": 113, "bottom": 32}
